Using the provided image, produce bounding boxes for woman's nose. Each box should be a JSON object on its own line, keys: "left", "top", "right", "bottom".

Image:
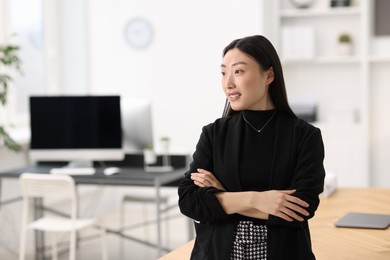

{"left": 225, "top": 74, "right": 235, "bottom": 89}
{"left": 227, "top": 83, "right": 235, "bottom": 89}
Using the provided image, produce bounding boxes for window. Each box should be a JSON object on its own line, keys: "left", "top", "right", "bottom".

{"left": 5, "top": 0, "right": 45, "bottom": 126}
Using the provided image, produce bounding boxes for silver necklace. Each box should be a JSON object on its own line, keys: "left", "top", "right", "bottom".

{"left": 242, "top": 111, "right": 276, "bottom": 133}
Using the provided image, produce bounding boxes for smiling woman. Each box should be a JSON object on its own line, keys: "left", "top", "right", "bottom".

{"left": 178, "top": 35, "right": 325, "bottom": 260}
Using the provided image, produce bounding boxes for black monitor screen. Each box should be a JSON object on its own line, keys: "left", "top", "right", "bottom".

{"left": 30, "top": 96, "right": 122, "bottom": 149}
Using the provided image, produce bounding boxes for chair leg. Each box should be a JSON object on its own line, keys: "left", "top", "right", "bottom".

{"left": 19, "top": 200, "right": 28, "bottom": 260}
{"left": 19, "top": 229, "right": 27, "bottom": 260}
{"left": 120, "top": 200, "right": 125, "bottom": 259}
{"left": 51, "top": 233, "right": 58, "bottom": 260}
{"left": 69, "top": 230, "right": 76, "bottom": 260}
{"left": 100, "top": 227, "right": 108, "bottom": 260}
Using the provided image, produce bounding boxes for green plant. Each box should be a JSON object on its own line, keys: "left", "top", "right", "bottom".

{"left": 338, "top": 33, "right": 352, "bottom": 43}
{"left": 144, "top": 144, "right": 154, "bottom": 150}
{"left": 160, "top": 136, "right": 170, "bottom": 142}
{"left": 0, "top": 43, "right": 22, "bottom": 152}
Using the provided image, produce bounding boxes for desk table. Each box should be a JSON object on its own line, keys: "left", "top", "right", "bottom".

{"left": 311, "top": 188, "right": 390, "bottom": 259}
{"left": 0, "top": 165, "right": 186, "bottom": 260}
{"left": 159, "top": 188, "right": 390, "bottom": 260}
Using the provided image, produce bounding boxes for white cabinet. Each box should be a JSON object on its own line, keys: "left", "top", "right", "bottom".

{"left": 265, "top": 0, "right": 370, "bottom": 186}
{"left": 316, "top": 123, "right": 367, "bottom": 186}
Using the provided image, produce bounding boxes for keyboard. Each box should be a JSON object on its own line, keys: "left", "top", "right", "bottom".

{"left": 50, "top": 167, "right": 96, "bottom": 175}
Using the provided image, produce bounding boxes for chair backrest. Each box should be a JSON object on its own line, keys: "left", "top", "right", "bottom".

{"left": 19, "top": 173, "right": 78, "bottom": 218}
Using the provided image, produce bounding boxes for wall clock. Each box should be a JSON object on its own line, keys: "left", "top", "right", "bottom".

{"left": 124, "top": 18, "right": 153, "bottom": 49}
{"left": 289, "top": 0, "right": 316, "bottom": 8}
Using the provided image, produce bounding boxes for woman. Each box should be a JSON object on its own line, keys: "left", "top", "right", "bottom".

{"left": 178, "top": 35, "right": 325, "bottom": 260}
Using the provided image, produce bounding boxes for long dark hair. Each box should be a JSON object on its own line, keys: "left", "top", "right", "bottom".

{"left": 221, "top": 35, "right": 296, "bottom": 118}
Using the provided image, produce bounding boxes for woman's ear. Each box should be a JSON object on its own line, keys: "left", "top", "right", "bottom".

{"left": 266, "top": 67, "right": 274, "bottom": 85}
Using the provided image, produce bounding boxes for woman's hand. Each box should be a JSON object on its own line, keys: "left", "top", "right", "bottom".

{"left": 191, "top": 171, "right": 308, "bottom": 222}
{"left": 252, "top": 190, "right": 309, "bottom": 222}
{"left": 191, "top": 169, "right": 226, "bottom": 191}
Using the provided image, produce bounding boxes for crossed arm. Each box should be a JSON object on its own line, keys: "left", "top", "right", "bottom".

{"left": 191, "top": 168, "right": 309, "bottom": 222}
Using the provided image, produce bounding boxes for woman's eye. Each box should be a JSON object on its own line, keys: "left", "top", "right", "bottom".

{"left": 221, "top": 72, "right": 225, "bottom": 76}
{"left": 235, "top": 70, "right": 242, "bottom": 74}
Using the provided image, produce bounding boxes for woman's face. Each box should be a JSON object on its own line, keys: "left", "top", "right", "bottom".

{"left": 221, "top": 48, "right": 274, "bottom": 111}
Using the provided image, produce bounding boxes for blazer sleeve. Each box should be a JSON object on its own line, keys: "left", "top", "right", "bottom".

{"left": 268, "top": 127, "right": 325, "bottom": 227}
{"left": 178, "top": 124, "right": 228, "bottom": 223}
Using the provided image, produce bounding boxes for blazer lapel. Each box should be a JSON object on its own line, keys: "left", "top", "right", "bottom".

{"left": 269, "top": 114, "right": 294, "bottom": 189}
{"left": 223, "top": 114, "right": 243, "bottom": 192}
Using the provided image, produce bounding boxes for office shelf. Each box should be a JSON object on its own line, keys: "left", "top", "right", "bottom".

{"left": 369, "top": 56, "right": 390, "bottom": 63}
{"left": 282, "top": 56, "right": 361, "bottom": 65}
{"left": 280, "top": 6, "right": 361, "bottom": 18}
{"left": 267, "top": 0, "right": 371, "bottom": 186}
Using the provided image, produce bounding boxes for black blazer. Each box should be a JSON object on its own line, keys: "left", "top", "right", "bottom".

{"left": 178, "top": 112, "right": 325, "bottom": 260}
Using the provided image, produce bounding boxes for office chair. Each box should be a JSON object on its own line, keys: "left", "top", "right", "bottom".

{"left": 19, "top": 173, "right": 108, "bottom": 260}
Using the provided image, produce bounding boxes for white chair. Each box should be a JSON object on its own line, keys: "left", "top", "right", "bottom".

{"left": 19, "top": 173, "right": 108, "bottom": 260}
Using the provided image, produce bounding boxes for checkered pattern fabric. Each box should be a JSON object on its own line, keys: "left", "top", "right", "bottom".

{"left": 230, "top": 221, "right": 267, "bottom": 260}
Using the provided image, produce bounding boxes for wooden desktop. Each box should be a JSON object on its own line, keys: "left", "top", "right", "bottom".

{"left": 160, "top": 188, "right": 390, "bottom": 260}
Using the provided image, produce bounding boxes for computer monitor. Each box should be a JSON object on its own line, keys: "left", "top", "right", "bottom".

{"left": 29, "top": 95, "right": 124, "bottom": 164}
{"left": 121, "top": 99, "right": 154, "bottom": 152}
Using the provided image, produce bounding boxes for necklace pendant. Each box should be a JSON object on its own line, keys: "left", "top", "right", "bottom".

{"left": 242, "top": 111, "right": 276, "bottom": 133}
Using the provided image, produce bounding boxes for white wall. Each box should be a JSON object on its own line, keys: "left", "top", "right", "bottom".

{"left": 85, "top": 0, "right": 264, "bottom": 153}
{"left": 61, "top": 0, "right": 89, "bottom": 95}
{"left": 0, "top": 2, "right": 265, "bottom": 257}
{"left": 368, "top": 32, "right": 390, "bottom": 186}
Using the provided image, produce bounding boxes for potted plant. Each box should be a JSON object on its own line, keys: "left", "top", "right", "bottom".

{"left": 159, "top": 136, "right": 172, "bottom": 168}
{"left": 0, "top": 43, "right": 22, "bottom": 151}
{"left": 143, "top": 144, "right": 157, "bottom": 165}
{"left": 160, "top": 136, "right": 170, "bottom": 153}
{"left": 337, "top": 33, "right": 353, "bottom": 55}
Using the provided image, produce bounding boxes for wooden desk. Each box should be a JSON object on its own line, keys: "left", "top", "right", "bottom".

{"left": 159, "top": 240, "right": 194, "bottom": 260}
{"left": 311, "top": 188, "right": 390, "bottom": 260}
{"left": 160, "top": 188, "right": 390, "bottom": 260}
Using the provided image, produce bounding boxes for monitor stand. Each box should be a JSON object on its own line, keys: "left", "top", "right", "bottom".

{"left": 49, "top": 160, "right": 96, "bottom": 175}
{"left": 66, "top": 160, "right": 94, "bottom": 168}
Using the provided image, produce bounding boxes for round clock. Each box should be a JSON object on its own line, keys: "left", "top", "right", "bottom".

{"left": 289, "top": 0, "right": 315, "bottom": 8}
{"left": 124, "top": 18, "right": 153, "bottom": 49}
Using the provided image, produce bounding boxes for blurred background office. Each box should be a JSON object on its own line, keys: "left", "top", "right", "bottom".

{"left": 1, "top": 0, "right": 390, "bottom": 259}
{"left": 0, "top": 0, "right": 265, "bottom": 259}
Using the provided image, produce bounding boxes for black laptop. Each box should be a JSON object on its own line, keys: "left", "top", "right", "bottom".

{"left": 335, "top": 212, "right": 390, "bottom": 229}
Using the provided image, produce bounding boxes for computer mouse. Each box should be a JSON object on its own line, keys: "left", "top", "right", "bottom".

{"left": 103, "top": 167, "right": 121, "bottom": 176}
